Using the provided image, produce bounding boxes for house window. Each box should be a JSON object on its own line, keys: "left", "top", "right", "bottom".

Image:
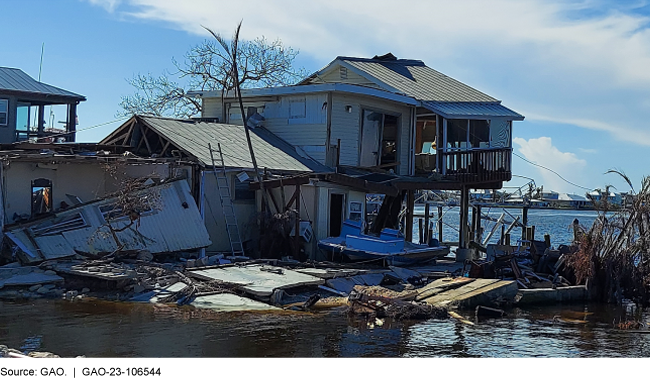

{"left": 31, "top": 178, "right": 53, "bottom": 216}
{"left": 233, "top": 177, "right": 255, "bottom": 201}
{"left": 445, "top": 119, "right": 491, "bottom": 149}
{"left": 446, "top": 119, "right": 468, "bottom": 149}
{"left": 469, "top": 120, "right": 490, "bottom": 148}
{"left": 0, "top": 99, "right": 7, "bottom": 126}
{"left": 349, "top": 201, "right": 363, "bottom": 221}
{"left": 289, "top": 98, "right": 306, "bottom": 119}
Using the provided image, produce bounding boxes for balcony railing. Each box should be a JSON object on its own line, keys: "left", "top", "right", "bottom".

{"left": 440, "top": 147, "right": 512, "bottom": 184}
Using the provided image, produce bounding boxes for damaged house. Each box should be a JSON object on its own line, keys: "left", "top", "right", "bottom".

{"left": 100, "top": 115, "right": 330, "bottom": 258}
{"left": 0, "top": 143, "right": 211, "bottom": 263}
{"left": 188, "top": 53, "right": 524, "bottom": 258}
{"left": 1, "top": 53, "right": 524, "bottom": 264}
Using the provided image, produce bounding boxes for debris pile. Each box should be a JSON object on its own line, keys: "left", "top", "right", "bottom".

{"left": 566, "top": 175, "right": 650, "bottom": 305}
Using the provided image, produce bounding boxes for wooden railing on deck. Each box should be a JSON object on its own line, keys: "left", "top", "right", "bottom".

{"left": 440, "top": 147, "right": 512, "bottom": 183}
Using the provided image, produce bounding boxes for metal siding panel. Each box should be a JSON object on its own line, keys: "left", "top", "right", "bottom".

{"left": 8, "top": 180, "right": 211, "bottom": 258}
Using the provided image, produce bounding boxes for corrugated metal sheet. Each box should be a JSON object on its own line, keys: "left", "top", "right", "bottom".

{"left": 139, "top": 116, "right": 331, "bottom": 172}
{"left": 340, "top": 58, "right": 497, "bottom": 103}
{"left": 0, "top": 67, "right": 85, "bottom": 101}
{"left": 422, "top": 101, "right": 525, "bottom": 120}
{"left": 5, "top": 180, "right": 211, "bottom": 261}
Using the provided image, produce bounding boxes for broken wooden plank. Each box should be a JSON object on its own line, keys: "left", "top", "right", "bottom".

{"left": 422, "top": 278, "right": 499, "bottom": 307}
{"left": 475, "top": 305, "right": 505, "bottom": 319}
{"left": 415, "top": 277, "right": 474, "bottom": 301}
{"left": 449, "top": 280, "right": 518, "bottom": 309}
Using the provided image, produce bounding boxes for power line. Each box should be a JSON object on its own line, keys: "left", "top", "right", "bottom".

{"left": 15, "top": 117, "right": 129, "bottom": 144}
{"left": 513, "top": 152, "right": 593, "bottom": 191}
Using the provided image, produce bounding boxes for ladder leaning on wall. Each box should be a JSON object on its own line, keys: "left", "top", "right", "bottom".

{"left": 208, "top": 143, "right": 245, "bottom": 257}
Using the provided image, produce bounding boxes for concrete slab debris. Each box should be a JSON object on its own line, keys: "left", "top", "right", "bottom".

{"left": 187, "top": 265, "right": 323, "bottom": 298}
{"left": 295, "top": 268, "right": 365, "bottom": 279}
{"left": 515, "top": 285, "right": 588, "bottom": 305}
{"left": 0, "top": 269, "right": 63, "bottom": 288}
{"left": 191, "top": 293, "right": 281, "bottom": 312}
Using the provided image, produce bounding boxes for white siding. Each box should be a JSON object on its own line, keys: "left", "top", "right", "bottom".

{"left": 331, "top": 93, "right": 413, "bottom": 175}
{"left": 314, "top": 65, "right": 381, "bottom": 89}
{"left": 202, "top": 98, "right": 223, "bottom": 120}
{"left": 202, "top": 170, "right": 257, "bottom": 253}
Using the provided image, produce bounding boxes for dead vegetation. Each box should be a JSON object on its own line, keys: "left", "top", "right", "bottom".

{"left": 567, "top": 173, "right": 650, "bottom": 305}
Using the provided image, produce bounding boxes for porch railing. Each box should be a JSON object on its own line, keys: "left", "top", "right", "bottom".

{"left": 440, "top": 147, "right": 512, "bottom": 183}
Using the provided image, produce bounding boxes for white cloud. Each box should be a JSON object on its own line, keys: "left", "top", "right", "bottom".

{"left": 513, "top": 136, "right": 587, "bottom": 191}
{"left": 85, "top": 0, "right": 650, "bottom": 148}
{"left": 85, "top": 0, "right": 122, "bottom": 12}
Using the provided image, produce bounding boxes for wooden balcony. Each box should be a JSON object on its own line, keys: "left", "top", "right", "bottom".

{"left": 440, "top": 147, "right": 512, "bottom": 184}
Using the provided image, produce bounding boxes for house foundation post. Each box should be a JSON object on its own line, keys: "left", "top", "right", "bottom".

{"left": 405, "top": 190, "right": 415, "bottom": 242}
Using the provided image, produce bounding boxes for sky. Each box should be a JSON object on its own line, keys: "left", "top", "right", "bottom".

{"left": 2, "top": 0, "right": 649, "bottom": 195}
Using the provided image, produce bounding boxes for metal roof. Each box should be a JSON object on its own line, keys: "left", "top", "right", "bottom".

{"left": 422, "top": 101, "right": 524, "bottom": 120}
{"left": 335, "top": 57, "right": 498, "bottom": 103}
{"left": 301, "top": 55, "right": 524, "bottom": 120}
{"left": 0, "top": 67, "right": 85, "bottom": 101}
{"left": 138, "top": 116, "right": 331, "bottom": 173}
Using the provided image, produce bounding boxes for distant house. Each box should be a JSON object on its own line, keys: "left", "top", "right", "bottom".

{"left": 0, "top": 67, "right": 85, "bottom": 143}
{"left": 587, "top": 190, "right": 622, "bottom": 206}
{"left": 556, "top": 193, "right": 590, "bottom": 209}
{"left": 191, "top": 53, "right": 524, "bottom": 251}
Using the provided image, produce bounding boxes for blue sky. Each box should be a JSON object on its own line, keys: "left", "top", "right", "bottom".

{"left": 3, "top": 0, "right": 649, "bottom": 195}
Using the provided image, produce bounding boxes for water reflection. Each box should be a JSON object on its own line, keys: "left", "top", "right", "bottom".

{"left": 1, "top": 299, "right": 650, "bottom": 357}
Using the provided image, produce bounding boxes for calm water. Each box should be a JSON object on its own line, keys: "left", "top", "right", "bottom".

{"left": 3, "top": 208, "right": 643, "bottom": 358}
{"left": 1, "top": 300, "right": 649, "bottom": 357}
{"left": 413, "top": 206, "right": 599, "bottom": 246}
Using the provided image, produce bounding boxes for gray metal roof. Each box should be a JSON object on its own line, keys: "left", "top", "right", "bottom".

{"left": 139, "top": 116, "right": 331, "bottom": 172}
{"left": 337, "top": 57, "right": 498, "bottom": 103}
{"left": 422, "top": 101, "right": 524, "bottom": 120}
{"left": 0, "top": 67, "right": 85, "bottom": 101}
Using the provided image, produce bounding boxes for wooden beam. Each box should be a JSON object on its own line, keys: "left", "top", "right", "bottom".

{"left": 161, "top": 140, "right": 171, "bottom": 156}
{"left": 294, "top": 183, "right": 301, "bottom": 259}
{"left": 123, "top": 120, "right": 135, "bottom": 146}
{"left": 249, "top": 175, "right": 311, "bottom": 190}
{"left": 140, "top": 125, "right": 153, "bottom": 154}
{"left": 405, "top": 190, "right": 415, "bottom": 242}
{"left": 318, "top": 173, "right": 399, "bottom": 197}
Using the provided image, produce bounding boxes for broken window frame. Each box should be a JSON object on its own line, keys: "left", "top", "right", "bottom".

{"left": 31, "top": 178, "right": 53, "bottom": 217}
{"left": 99, "top": 202, "right": 155, "bottom": 222}
{"left": 30, "top": 212, "right": 89, "bottom": 236}
{"left": 232, "top": 176, "right": 255, "bottom": 201}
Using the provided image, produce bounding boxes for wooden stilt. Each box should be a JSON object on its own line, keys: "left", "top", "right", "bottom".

{"left": 424, "top": 202, "right": 430, "bottom": 244}
{"left": 405, "top": 190, "right": 415, "bottom": 242}
{"left": 438, "top": 205, "right": 443, "bottom": 242}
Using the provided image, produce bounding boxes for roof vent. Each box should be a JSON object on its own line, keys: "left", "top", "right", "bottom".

{"left": 191, "top": 117, "right": 219, "bottom": 123}
{"left": 372, "top": 53, "right": 397, "bottom": 61}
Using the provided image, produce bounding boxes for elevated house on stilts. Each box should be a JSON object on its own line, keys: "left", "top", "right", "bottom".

{"left": 188, "top": 53, "right": 524, "bottom": 261}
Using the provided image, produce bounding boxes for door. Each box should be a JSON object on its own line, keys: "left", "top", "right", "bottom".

{"left": 329, "top": 193, "right": 345, "bottom": 237}
{"left": 359, "top": 110, "right": 382, "bottom": 167}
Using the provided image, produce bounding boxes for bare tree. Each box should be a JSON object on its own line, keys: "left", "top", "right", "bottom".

{"left": 118, "top": 32, "right": 305, "bottom": 118}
